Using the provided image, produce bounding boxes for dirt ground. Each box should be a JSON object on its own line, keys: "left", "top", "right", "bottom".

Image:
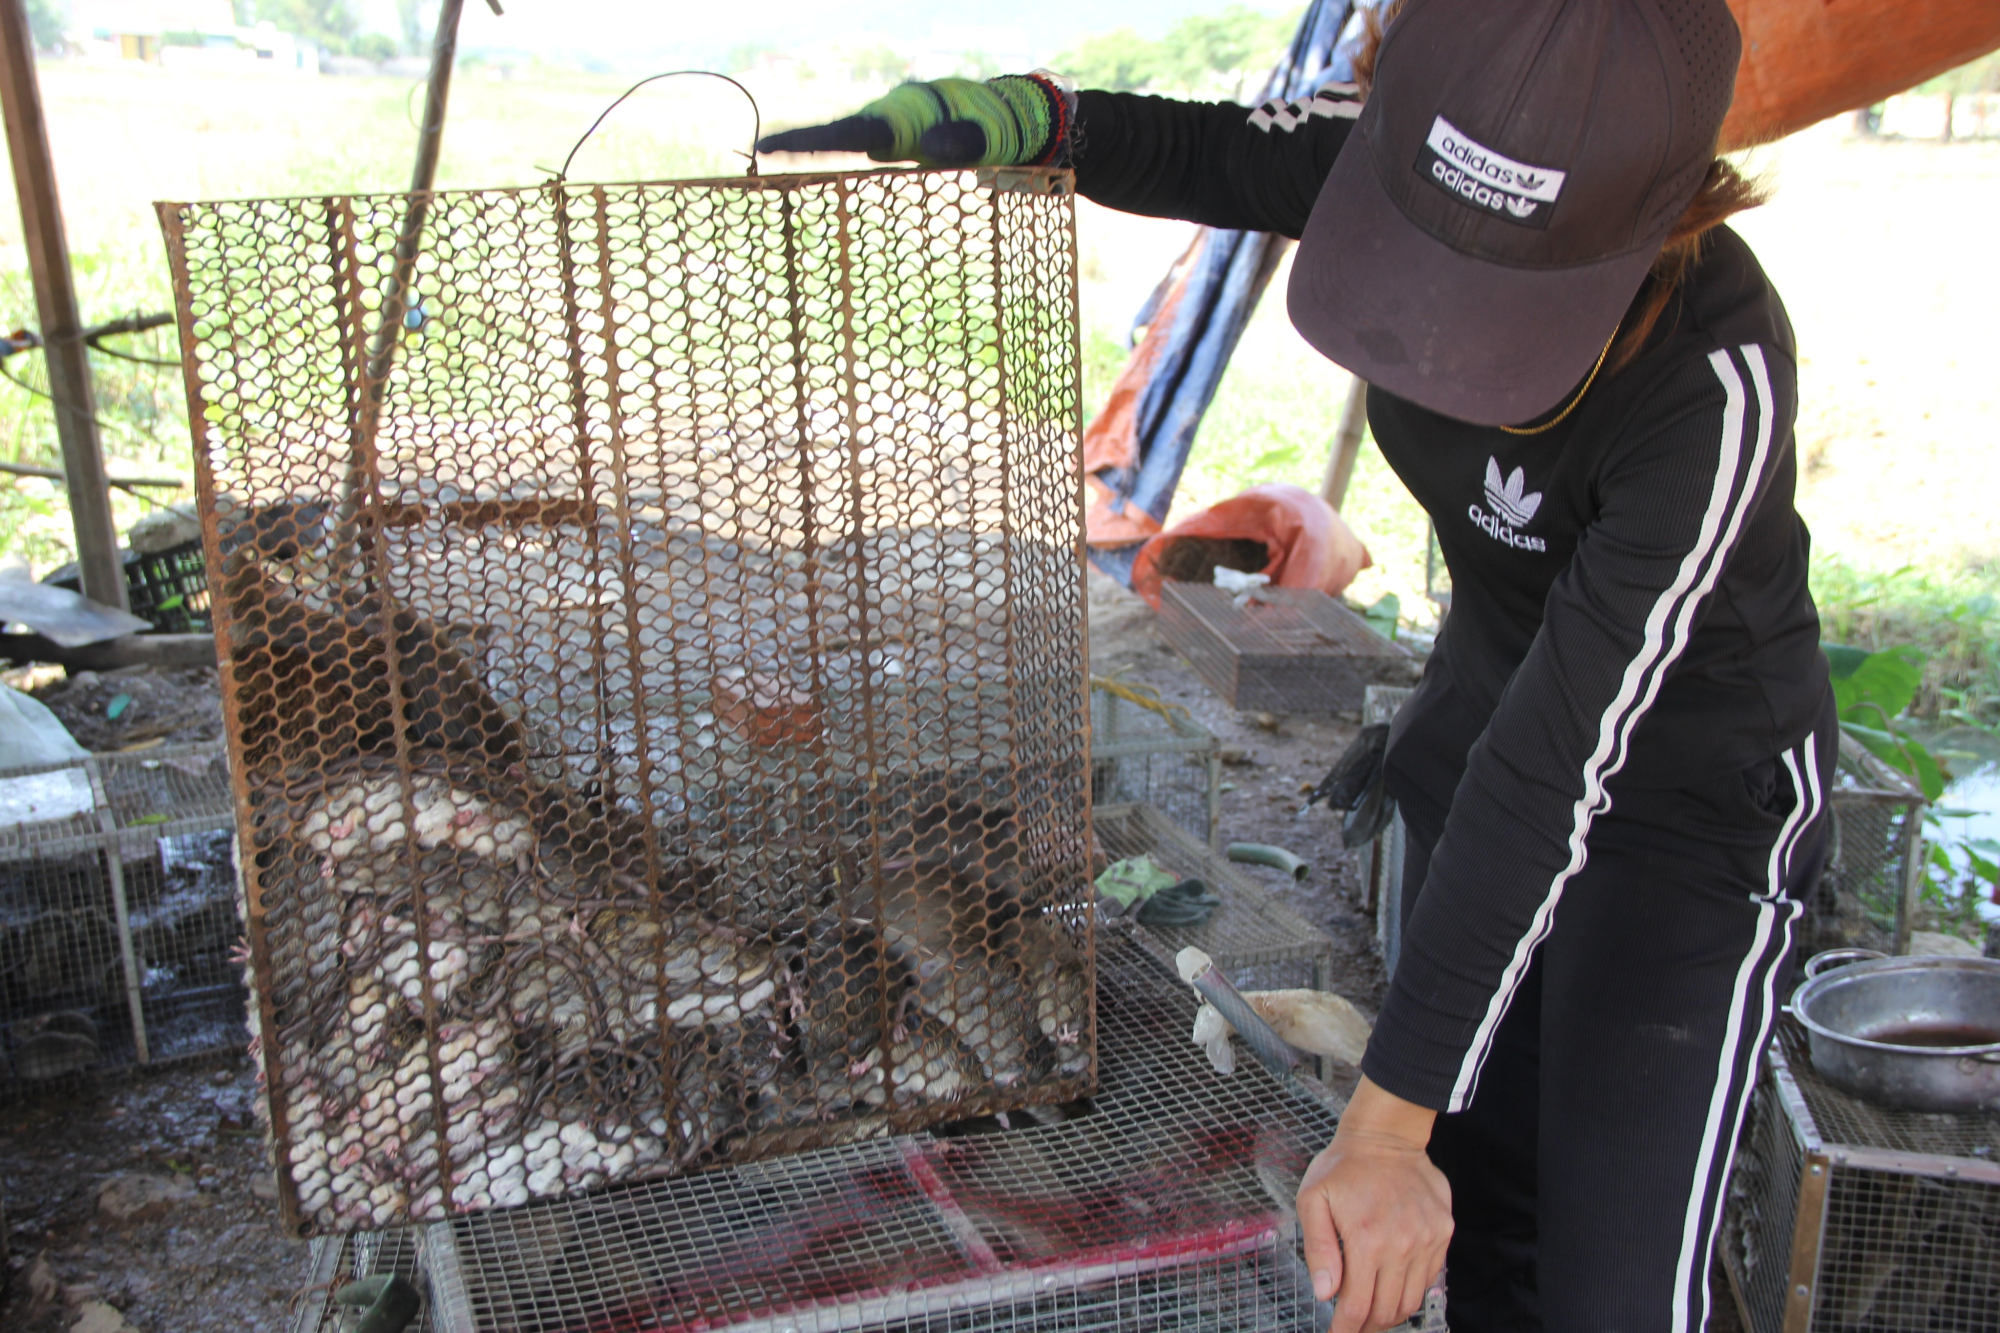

{"left": 23, "top": 665, "right": 224, "bottom": 753}
{"left": 0, "top": 580, "right": 1765, "bottom": 1331}
{"left": 0, "top": 1055, "right": 312, "bottom": 1333}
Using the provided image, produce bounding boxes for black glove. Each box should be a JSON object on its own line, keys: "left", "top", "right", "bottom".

{"left": 1306, "top": 723, "right": 1398, "bottom": 848}
{"left": 1136, "top": 877, "right": 1224, "bottom": 928}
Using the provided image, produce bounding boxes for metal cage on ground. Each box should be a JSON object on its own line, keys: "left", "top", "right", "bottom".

{"left": 1719, "top": 1020, "right": 2000, "bottom": 1333}
{"left": 0, "top": 742, "right": 242, "bottom": 1091}
{"left": 1088, "top": 683, "right": 1220, "bottom": 849}
{"left": 1807, "top": 736, "right": 1927, "bottom": 959}
{"left": 1156, "top": 584, "right": 1405, "bottom": 715}
{"left": 1093, "top": 802, "right": 1335, "bottom": 994}
{"left": 290, "top": 926, "right": 1351, "bottom": 1333}
{"left": 158, "top": 166, "right": 1092, "bottom": 1233}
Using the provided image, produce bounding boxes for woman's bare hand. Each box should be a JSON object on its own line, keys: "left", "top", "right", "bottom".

{"left": 1298, "top": 1076, "right": 1452, "bottom": 1333}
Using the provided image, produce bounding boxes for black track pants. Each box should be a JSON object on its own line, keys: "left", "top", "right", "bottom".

{"left": 1396, "top": 706, "right": 1837, "bottom": 1333}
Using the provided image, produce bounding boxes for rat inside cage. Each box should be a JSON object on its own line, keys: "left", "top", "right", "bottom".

{"left": 291, "top": 926, "right": 1357, "bottom": 1333}
{"left": 0, "top": 744, "right": 242, "bottom": 1089}
{"left": 159, "top": 166, "right": 1092, "bottom": 1233}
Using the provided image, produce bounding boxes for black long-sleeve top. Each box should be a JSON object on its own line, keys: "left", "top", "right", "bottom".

{"left": 1074, "top": 88, "right": 1827, "bottom": 1113}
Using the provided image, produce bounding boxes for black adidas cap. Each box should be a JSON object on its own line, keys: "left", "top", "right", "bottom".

{"left": 1288, "top": 0, "right": 1740, "bottom": 427}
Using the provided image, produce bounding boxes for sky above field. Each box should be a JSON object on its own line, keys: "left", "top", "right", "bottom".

{"left": 353, "top": 0, "right": 1297, "bottom": 71}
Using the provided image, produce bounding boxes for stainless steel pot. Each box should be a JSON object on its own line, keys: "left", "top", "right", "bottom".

{"left": 1790, "top": 949, "right": 2000, "bottom": 1114}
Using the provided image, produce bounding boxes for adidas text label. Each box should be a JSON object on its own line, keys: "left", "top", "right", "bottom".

{"left": 1425, "top": 117, "right": 1565, "bottom": 201}
{"left": 1467, "top": 504, "right": 1548, "bottom": 552}
{"left": 1414, "top": 116, "right": 1564, "bottom": 229}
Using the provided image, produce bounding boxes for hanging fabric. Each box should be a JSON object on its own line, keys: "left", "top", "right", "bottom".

{"left": 1085, "top": 0, "right": 1364, "bottom": 585}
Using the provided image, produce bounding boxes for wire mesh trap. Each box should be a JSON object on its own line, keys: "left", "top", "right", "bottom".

{"left": 158, "top": 166, "right": 1091, "bottom": 1233}
{"left": 1719, "top": 1020, "right": 2000, "bottom": 1333}
{"left": 1089, "top": 683, "right": 1219, "bottom": 849}
{"left": 291, "top": 925, "right": 1351, "bottom": 1333}
{"left": 0, "top": 743, "right": 242, "bottom": 1090}
{"left": 1156, "top": 584, "right": 1406, "bottom": 715}
{"left": 1802, "top": 737, "right": 1927, "bottom": 959}
{"left": 1094, "top": 803, "right": 1334, "bottom": 995}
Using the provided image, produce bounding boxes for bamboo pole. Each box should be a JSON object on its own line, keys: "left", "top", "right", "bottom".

{"left": 0, "top": 0, "right": 127, "bottom": 609}
{"left": 1318, "top": 375, "right": 1369, "bottom": 512}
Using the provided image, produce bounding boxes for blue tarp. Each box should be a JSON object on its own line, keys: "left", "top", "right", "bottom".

{"left": 1089, "top": 0, "right": 1371, "bottom": 586}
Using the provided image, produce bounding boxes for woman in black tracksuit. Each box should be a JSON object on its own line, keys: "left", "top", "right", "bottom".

{"left": 768, "top": 1, "right": 1834, "bottom": 1329}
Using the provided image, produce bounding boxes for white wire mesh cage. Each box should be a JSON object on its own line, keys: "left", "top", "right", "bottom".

{"left": 1089, "top": 683, "right": 1220, "bottom": 849}
{"left": 1093, "top": 802, "right": 1333, "bottom": 995}
{"left": 1719, "top": 1021, "right": 2000, "bottom": 1333}
{"left": 290, "top": 926, "right": 1351, "bottom": 1333}
{"left": 0, "top": 743, "right": 243, "bottom": 1090}
{"left": 1804, "top": 736, "right": 1927, "bottom": 959}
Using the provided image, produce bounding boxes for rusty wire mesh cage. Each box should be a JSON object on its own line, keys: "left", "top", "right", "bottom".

{"left": 0, "top": 743, "right": 242, "bottom": 1090}
{"left": 291, "top": 926, "right": 1360, "bottom": 1333}
{"left": 1801, "top": 736, "right": 1927, "bottom": 959}
{"left": 158, "top": 166, "right": 1092, "bottom": 1234}
{"left": 1719, "top": 1020, "right": 2000, "bottom": 1333}
{"left": 1089, "top": 684, "right": 1219, "bottom": 849}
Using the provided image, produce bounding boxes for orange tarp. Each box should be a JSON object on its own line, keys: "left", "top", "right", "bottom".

{"left": 1722, "top": 0, "right": 2000, "bottom": 148}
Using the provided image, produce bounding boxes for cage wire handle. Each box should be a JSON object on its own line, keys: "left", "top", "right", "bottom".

{"left": 553, "top": 70, "right": 762, "bottom": 181}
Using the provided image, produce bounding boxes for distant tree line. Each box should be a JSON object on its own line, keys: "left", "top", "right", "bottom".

{"left": 774, "top": 5, "right": 1299, "bottom": 96}
{"left": 1055, "top": 5, "right": 1301, "bottom": 99}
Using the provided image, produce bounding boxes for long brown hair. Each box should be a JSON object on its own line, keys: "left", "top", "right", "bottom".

{"left": 1353, "top": 1, "right": 1768, "bottom": 375}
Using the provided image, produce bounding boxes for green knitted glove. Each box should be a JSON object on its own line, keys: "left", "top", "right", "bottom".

{"left": 758, "top": 74, "right": 1073, "bottom": 168}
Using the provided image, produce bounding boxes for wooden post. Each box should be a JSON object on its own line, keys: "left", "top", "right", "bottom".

{"left": 0, "top": 0, "right": 127, "bottom": 610}
{"left": 1318, "top": 375, "right": 1369, "bottom": 512}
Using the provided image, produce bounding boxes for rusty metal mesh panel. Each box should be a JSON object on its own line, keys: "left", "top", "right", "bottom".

{"left": 1094, "top": 804, "right": 1331, "bottom": 993}
{"left": 0, "top": 744, "right": 243, "bottom": 1090}
{"left": 1719, "top": 1024, "right": 2000, "bottom": 1333}
{"left": 1803, "top": 738, "right": 1925, "bottom": 958}
{"left": 293, "top": 926, "right": 1344, "bottom": 1333}
{"left": 159, "top": 168, "right": 1091, "bottom": 1233}
{"left": 1089, "top": 685, "right": 1218, "bottom": 848}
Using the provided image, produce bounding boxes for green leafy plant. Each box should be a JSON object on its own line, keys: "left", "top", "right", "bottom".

{"left": 1828, "top": 642, "right": 1999, "bottom": 938}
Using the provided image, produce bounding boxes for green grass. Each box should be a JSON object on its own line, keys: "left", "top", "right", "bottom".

{"left": 1812, "top": 555, "right": 2000, "bottom": 724}
{"left": 0, "top": 66, "right": 732, "bottom": 574}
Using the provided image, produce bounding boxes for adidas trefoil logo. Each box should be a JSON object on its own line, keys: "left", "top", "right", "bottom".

{"left": 1514, "top": 172, "right": 1546, "bottom": 192}
{"left": 1483, "top": 457, "right": 1542, "bottom": 528}
{"left": 1502, "top": 196, "right": 1538, "bottom": 218}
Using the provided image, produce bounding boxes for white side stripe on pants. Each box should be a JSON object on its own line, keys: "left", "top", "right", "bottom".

{"left": 1671, "top": 730, "right": 1824, "bottom": 1333}
{"left": 1445, "top": 345, "right": 1774, "bottom": 1112}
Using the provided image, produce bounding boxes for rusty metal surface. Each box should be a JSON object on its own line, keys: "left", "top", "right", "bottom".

{"left": 1156, "top": 584, "right": 1404, "bottom": 714}
{"left": 157, "top": 167, "right": 1090, "bottom": 1233}
{"left": 293, "top": 926, "right": 1342, "bottom": 1333}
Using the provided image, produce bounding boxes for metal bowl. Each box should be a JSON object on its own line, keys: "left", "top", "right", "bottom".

{"left": 1790, "top": 950, "right": 2000, "bottom": 1114}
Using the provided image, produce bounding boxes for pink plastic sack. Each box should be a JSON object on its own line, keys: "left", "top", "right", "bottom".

{"left": 1130, "top": 483, "right": 1372, "bottom": 612}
